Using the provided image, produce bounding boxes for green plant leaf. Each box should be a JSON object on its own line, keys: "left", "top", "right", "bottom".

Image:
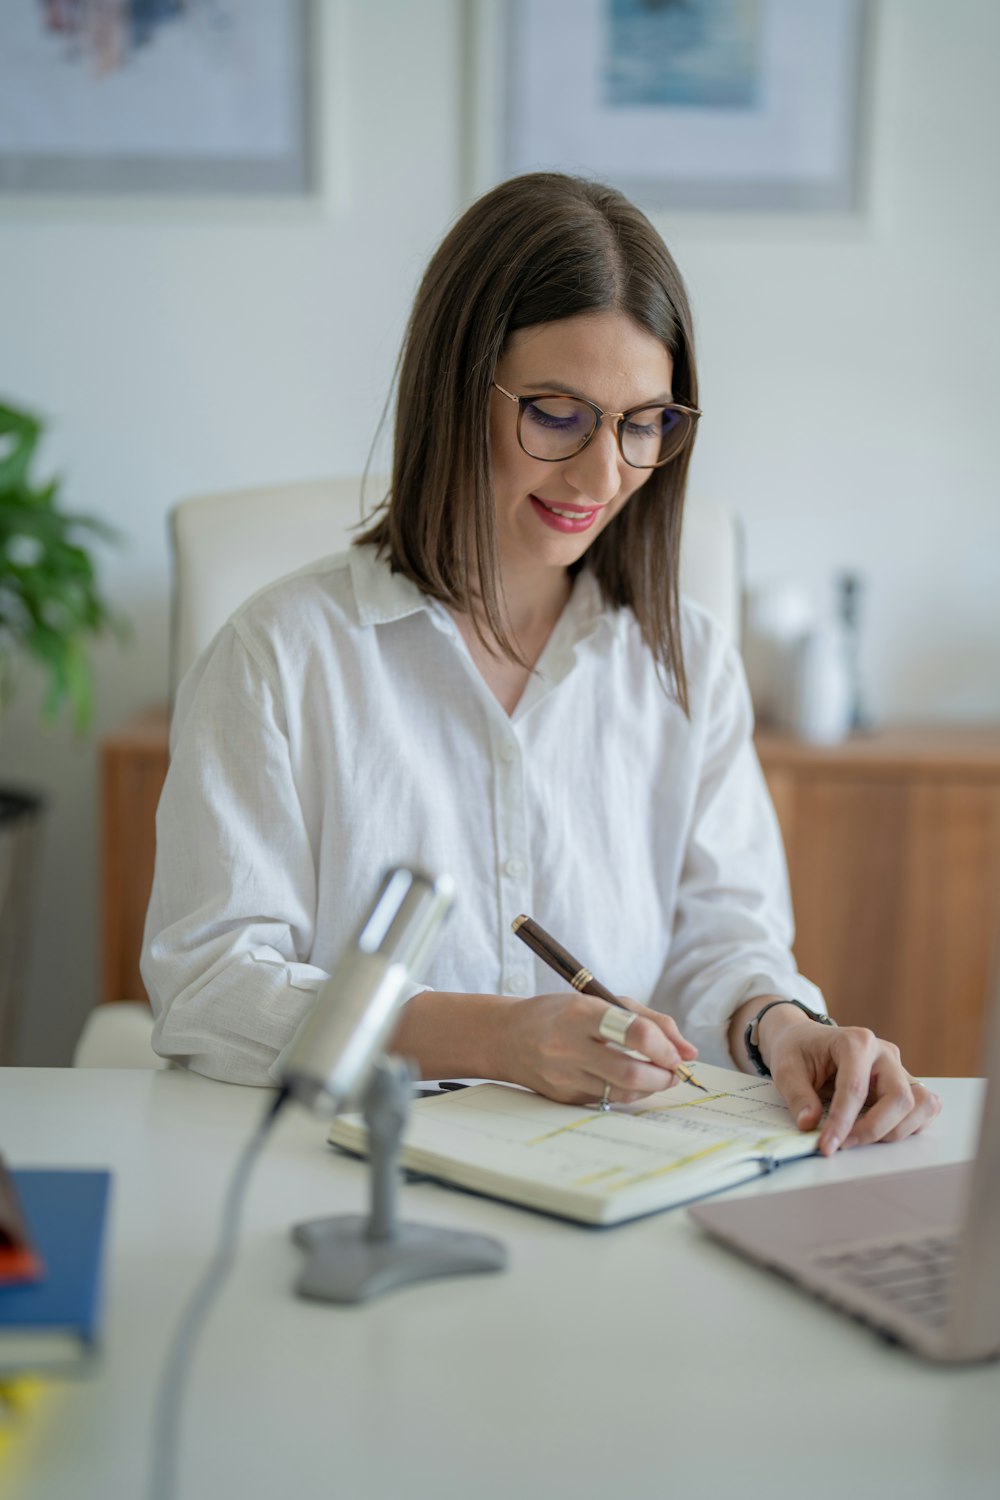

{"left": 0, "top": 404, "right": 41, "bottom": 495}
{"left": 0, "top": 400, "right": 125, "bottom": 731}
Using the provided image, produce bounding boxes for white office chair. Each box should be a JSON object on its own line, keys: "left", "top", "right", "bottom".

{"left": 73, "top": 479, "right": 742, "bottom": 1067}
{"left": 169, "top": 475, "right": 391, "bottom": 697}
{"left": 71, "top": 1001, "right": 170, "bottom": 1069}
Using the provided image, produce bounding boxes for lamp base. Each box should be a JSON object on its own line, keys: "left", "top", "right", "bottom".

{"left": 292, "top": 1214, "right": 507, "bottom": 1304}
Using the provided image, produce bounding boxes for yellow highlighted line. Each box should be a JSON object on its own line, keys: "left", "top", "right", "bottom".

{"left": 528, "top": 1114, "right": 604, "bottom": 1145}
{"left": 608, "top": 1139, "right": 736, "bottom": 1191}
{"left": 572, "top": 1165, "right": 627, "bottom": 1186}
{"left": 528, "top": 1090, "right": 735, "bottom": 1144}
{"left": 633, "top": 1092, "right": 729, "bottom": 1115}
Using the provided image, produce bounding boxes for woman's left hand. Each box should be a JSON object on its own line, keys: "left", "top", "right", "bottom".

{"left": 751, "top": 1001, "right": 942, "bottom": 1156}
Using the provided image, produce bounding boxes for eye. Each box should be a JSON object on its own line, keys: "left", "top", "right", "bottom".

{"left": 624, "top": 417, "right": 660, "bottom": 439}
{"left": 523, "top": 397, "right": 589, "bottom": 432}
{"left": 624, "top": 406, "right": 680, "bottom": 439}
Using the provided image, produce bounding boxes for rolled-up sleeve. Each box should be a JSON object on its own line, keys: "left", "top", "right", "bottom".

{"left": 141, "top": 622, "right": 330, "bottom": 1085}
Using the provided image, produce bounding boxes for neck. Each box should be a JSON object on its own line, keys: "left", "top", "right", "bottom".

{"left": 497, "top": 561, "right": 573, "bottom": 647}
{"left": 449, "top": 558, "right": 573, "bottom": 675}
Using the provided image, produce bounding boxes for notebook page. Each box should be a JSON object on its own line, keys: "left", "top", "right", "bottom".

{"left": 407, "top": 1065, "right": 808, "bottom": 1186}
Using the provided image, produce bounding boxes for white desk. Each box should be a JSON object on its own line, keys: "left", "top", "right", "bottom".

{"left": 1, "top": 1068, "right": 997, "bottom": 1500}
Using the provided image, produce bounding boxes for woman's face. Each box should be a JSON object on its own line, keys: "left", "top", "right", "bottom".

{"left": 489, "top": 310, "right": 674, "bottom": 578}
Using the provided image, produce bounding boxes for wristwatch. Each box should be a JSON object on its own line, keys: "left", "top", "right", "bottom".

{"left": 744, "top": 998, "right": 834, "bottom": 1077}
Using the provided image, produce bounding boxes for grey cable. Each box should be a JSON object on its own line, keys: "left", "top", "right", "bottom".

{"left": 149, "top": 1088, "right": 289, "bottom": 1500}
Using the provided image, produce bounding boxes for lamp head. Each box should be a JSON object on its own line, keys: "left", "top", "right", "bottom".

{"left": 278, "top": 866, "right": 455, "bottom": 1114}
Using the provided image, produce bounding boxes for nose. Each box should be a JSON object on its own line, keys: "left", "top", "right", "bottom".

{"left": 561, "top": 424, "right": 623, "bottom": 506}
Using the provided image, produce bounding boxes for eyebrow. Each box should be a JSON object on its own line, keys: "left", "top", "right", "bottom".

{"left": 520, "top": 379, "right": 676, "bottom": 407}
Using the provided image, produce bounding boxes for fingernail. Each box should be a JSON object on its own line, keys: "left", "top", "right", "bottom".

{"left": 824, "top": 1135, "right": 841, "bottom": 1155}
{"left": 796, "top": 1108, "right": 812, "bottom": 1127}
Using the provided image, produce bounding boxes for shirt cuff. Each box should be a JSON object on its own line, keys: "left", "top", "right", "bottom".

{"left": 266, "top": 978, "right": 433, "bottom": 1087}
{"left": 690, "top": 971, "right": 829, "bottom": 1070}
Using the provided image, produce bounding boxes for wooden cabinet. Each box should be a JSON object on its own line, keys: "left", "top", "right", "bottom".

{"left": 101, "top": 711, "right": 1000, "bottom": 1075}
{"left": 100, "top": 706, "right": 169, "bottom": 1006}
{"left": 757, "top": 728, "right": 1000, "bottom": 1077}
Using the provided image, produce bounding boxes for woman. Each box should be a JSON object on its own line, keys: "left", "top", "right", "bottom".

{"left": 142, "top": 173, "right": 939, "bottom": 1155}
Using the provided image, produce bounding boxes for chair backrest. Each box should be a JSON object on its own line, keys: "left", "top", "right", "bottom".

{"left": 169, "top": 478, "right": 741, "bottom": 693}
{"left": 169, "top": 476, "right": 386, "bottom": 698}
{"left": 680, "top": 498, "right": 743, "bottom": 648}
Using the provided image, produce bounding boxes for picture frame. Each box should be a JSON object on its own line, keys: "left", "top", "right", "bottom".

{"left": 467, "top": 0, "right": 869, "bottom": 213}
{"left": 0, "top": 0, "right": 312, "bottom": 196}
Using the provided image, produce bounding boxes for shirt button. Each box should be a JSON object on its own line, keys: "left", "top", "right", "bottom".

{"left": 507, "top": 971, "right": 529, "bottom": 995}
{"left": 500, "top": 742, "right": 516, "bottom": 763}
{"left": 504, "top": 857, "right": 525, "bottom": 878}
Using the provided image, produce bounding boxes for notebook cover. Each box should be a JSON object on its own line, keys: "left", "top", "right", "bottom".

{"left": 0, "top": 1171, "right": 111, "bottom": 1364}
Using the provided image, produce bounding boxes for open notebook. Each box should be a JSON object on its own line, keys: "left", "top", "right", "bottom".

{"left": 328, "top": 1062, "right": 819, "bottom": 1226}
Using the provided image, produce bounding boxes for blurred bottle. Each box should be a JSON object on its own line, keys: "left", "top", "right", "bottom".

{"left": 787, "top": 570, "right": 871, "bottom": 745}
{"left": 836, "top": 571, "right": 869, "bottom": 732}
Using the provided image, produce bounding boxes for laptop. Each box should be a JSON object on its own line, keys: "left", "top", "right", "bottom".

{"left": 689, "top": 968, "right": 1000, "bottom": 1363}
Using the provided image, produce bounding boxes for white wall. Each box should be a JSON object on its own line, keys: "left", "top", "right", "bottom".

{"left": 676, "top": 0, "right": 1000, "bottom": 721}
{"left": 1, "top": 0, "right": 998, "bottom": 1064}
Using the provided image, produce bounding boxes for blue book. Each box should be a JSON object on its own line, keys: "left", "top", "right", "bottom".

{"left": 0, "top": 1170, "right": 111, "bottom": 1375}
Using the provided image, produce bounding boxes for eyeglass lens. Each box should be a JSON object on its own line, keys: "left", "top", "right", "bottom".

{"left": 518, "top": 396, "right": 691, "bottom": 467}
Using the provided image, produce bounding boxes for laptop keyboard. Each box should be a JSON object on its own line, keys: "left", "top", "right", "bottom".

{"left": 811, "top": 1231, "right": 961, "bottom": 1329}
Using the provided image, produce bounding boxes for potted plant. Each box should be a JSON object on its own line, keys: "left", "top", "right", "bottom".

{"left": 0, "top": 400, "right": 122, "bottom": 1062}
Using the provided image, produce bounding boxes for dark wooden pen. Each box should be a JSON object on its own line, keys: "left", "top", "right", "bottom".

{"left": 511, "top": 914, "right": 709, "bottom": 1093}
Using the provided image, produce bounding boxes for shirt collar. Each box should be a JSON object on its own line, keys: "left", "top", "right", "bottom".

{"left": 347, "top": 541, "right": 627, "bottom": 648}
{"left": 566, "top": 567, "right": 625, "bottom": 644}
{"left": 347, "top": 544, "right": 434, "bottom": 627}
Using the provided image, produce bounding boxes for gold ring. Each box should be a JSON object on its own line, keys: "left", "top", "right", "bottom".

{"left": 598, "top": 1007, "right": 636, "bottom": 1048}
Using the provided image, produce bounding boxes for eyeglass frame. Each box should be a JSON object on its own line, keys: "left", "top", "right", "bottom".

{"left": 491, "top": 381, "right": 702, "bottom": 470}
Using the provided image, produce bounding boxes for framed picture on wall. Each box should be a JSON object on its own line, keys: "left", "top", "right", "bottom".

{"left": 0, "top": 0, "right": 312, "bottom": 195}
{"left": 469, "top": 0, "right": 868, "bottom": 212}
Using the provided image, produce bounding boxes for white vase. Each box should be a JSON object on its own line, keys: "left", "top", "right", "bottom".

{"left": 743, "top": 582, "right": 816, "bottom": 729}
{"left": 790, "top": 626, "right": 853, "bottom": 744}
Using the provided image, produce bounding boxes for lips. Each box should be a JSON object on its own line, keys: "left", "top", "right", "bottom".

{"left": 529, "top": 495, "right": 603, "bottom": 534}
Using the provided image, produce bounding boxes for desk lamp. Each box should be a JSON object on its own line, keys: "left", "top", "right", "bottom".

{"left": 279, "top": 865, "right": 507, "bottom": 1303}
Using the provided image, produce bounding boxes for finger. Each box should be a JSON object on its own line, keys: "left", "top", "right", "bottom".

{"left": 551, "top": 997, "right": 692, "bottom": 1101}
{"left": 846, "top": 1082, "right": 942, "bottom": 1147}
{"left": 842, "top": 1073, "right": 915, "bottom": 1146}
{"left": 593, "top": 1085, "right": 659, "bottom": 1107}
{"left": 885, "top": 1085, "right": 943, "bottom": 1139}
{"left": 601, "top": 1054, "right": 680, "bottom": 1098}
{"left": 770, "top": 1060, "right": 828, "bottom": 1133}
{"left": 619, "top": 998, "right": 699, "bottom": 1059}
{"left": 819, "top": 1032, "right": 880, "bottom": 1154}
{"left": 603, "top": 1013, "right": 684, "bottom": 1073}
{"left": 585, "top": 1042, "right": 678, "bottom": 1099}
{"left": 582, "top": 1081, "right": 657, "bottom": 1108}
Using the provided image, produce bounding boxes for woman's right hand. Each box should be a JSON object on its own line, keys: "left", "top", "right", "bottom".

{"left": 499, "top": 991, "right": 700, "bottom": 1106}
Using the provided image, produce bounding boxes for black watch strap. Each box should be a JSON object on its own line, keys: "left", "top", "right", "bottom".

{"left": 744, "top": 998, "right": 834, "bottom": 1077}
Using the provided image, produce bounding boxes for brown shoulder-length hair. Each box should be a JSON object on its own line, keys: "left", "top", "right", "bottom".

{"left": 356, "top": 171, "right": 699, "bottom": 711}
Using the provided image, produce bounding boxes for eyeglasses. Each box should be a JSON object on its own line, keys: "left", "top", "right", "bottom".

{"left": 492, "top": 381, "right": 701, "bottom": 469}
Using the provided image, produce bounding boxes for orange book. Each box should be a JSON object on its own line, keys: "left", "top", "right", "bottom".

{"left": 0, "top": 1157, "right": 43, "bottom": 1288}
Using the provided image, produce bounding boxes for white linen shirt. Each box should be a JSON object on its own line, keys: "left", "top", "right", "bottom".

{"left": 141, "top": 543, "right": 825, "bottom": 1086}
